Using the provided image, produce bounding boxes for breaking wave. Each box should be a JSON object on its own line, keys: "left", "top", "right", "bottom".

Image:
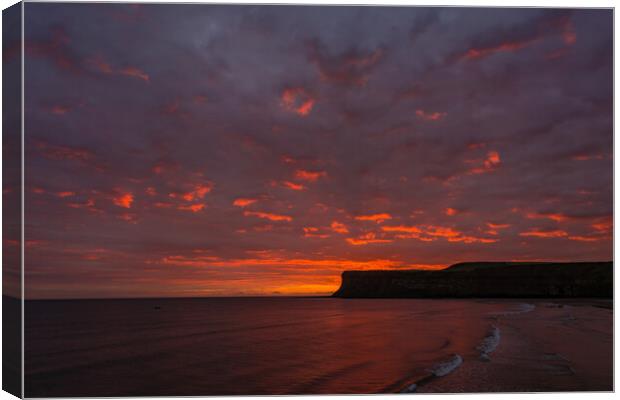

{"left": 399, "top": 354, "right": 463, "bottom": 393}
{"left": 476, "top": 325, "right": 500, "bottom": 360}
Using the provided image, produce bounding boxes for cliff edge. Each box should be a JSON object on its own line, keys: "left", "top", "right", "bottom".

{"left": 332, "top": 261, "right": 613, "bottom": 298}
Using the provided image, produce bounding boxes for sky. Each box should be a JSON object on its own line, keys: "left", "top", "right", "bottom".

{"left": 5, "top": 4, "right": 613, "bottom": 298}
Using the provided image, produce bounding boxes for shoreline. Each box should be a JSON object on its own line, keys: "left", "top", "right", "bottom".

{"left": 414, "top": 299, "right": 613, "bottom": 393}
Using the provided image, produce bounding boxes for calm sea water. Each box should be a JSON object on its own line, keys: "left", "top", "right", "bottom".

{"left": 25, "top": 297, "right": 507, "bottom": 397}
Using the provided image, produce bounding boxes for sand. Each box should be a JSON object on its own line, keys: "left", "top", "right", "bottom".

{"left": 417, "top": 299, "right": 613, "bottom": 393}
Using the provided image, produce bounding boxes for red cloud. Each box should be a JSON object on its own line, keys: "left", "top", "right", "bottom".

{"left": 282, "top": 181, "right": 306, "bottom": 191}
{"left": 67, "top": 198, "right": 101, "bottom": 213}
{"left": 444, "top": 208, "right": 458, "bottom": 216}
{"left": 468, "top": 150, "right": 501, "bottom": 174}
{"left": 416, "top": 109, "right": 447, "bottom": 121}
{"left": 178, "top": 203, "right": 205, "bottom": 212}
{"left": 170, "top": 183, "right": 213, "bottom": 201}
{"left": 382, "top": 224, "right": 497, "bottom": 244}
{"left": 462, "top": 39, "right": 535, "bottom": 61}
{"left": 346, "top": 232, "right": 392, "bottom": 246}
{"left": 330, "top": 221, "right": 349, "bottom": 234}
{"left": 526, "top": 211, "right": 568, "bottom": 223}
{"left": 118, "top": 66, "right": 150, "bottom": 82}
{"left": 86, "top": 55, "right": 150, "bottom": 82}
{"left": 519, "top": 229, "right": 568, "bottom": 238}
{"left": 294, "top": 169, "right": 327, "bottom": 182}
{"left": 112, "top": 191, "right": 134, "bottom": 208}
{"left": 244, "top": 211, "right": 292, "bottom": 222}
{"left": 487, "top": 222, "right": 511, "bottom": 230}
{"left": 281, "top": 87, "right": 315, "bottom": 117}
{"left": 233, "top": 198, "right": 258, "bottom": 207}
{"left": 303, "top": 227, "right": 330, "bottom": 239}
{"left": 56, "top": 191, "right": 75, "bottom": 198}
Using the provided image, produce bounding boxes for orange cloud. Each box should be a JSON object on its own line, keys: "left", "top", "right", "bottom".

{"left": 519, "top": 229, "right": 568, "bottom": 238}
{"left": 487, "top": 222, "right": 511, "bottom": 229}
{"left": 424, "top": 225, "right": 461, "bottom": 238}
{"left": 233, "top": 198, "right": 258, "bottom": 207}
{"left": 592, "top": 218, "right": 612, "bottom": 233}
{"left": 178, "top": 203, "right": 205, "bottom": 212}
{"left": 282, "top": 181, "right": 306, "bottom": 191}
{"left": 381, "top": 225, "right": 422, "bottom": 233}
{"left": 444, "top": 207, "right": 458, "bottom": 216}
{"left": 526, "top": 211, "right": 567, "bottom": 223}
{"left": 447, "top": 235, "right": 498, "bottom": 244}
{"left": 160, "top": 253, "right": 442, "bottom": 271}
{"left": 416, "top": 109, "right": 447, "bottom": 121}
{"left": 56, "top": 191, "right": 75, "bottom": 198}
{"left": 355, "top": 213, "right": 392, "bottom": 223}
{"left": 468, "top": 150, "right": 501, "bottom": 174}
{"left": 330, "top": 221, "right": 349, "bottom": 234}
{"left": 346, "top": 232, "right": 392, "bottom": 246}
{"left": 568, "top": 235, "right": 602, "bottom": 242}
{"left": 112, "top": 192, "right": 134, "bottom": 208}
{"left": 383, "top": 224, "right": 496, "bottom": 244}
{"left": 244, "top": 211, "right": 292, "bottom": 222}
{"left": 294, "top": 169, "right": 327, "bottom": 182}
{"left": 170, "top": 183, "right": 213, "bottom": 201}
{"left": 281, "top": 87, "right": 315, "bottom": 117}
{"left": 303, "top": 227, "right": 330, "bottom": 239}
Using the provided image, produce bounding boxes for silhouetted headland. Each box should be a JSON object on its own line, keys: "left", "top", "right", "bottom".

{"left": 332, "top": 261, "right": 612, "bottom": 298}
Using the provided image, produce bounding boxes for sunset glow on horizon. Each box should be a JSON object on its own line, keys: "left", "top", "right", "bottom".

{"left": 5, "top": 4, "right": 612, "bottom": 299}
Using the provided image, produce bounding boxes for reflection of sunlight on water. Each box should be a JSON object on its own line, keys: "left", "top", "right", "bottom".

{"left": 25, "top": 298, "right": 510, "bottom": 396}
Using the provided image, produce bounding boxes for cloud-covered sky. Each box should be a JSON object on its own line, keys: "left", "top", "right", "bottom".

{"left": 9, "top": 4, "right": 612, "bottom": 298}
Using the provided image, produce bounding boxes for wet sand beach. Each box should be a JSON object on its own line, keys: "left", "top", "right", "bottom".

{"left": 417, "top": 299, "right": 613, "bottom": 393}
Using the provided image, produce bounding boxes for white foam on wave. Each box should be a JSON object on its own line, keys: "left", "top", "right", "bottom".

{"left": 477, "top": 325, "right": 500, "bottom": 357}
{"left": 428, "top": 354, "right": 463, "bottom": 377}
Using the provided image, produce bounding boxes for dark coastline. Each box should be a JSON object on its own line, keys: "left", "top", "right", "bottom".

{"left": 332, "top": 261, "right": 613, "bottom": 298}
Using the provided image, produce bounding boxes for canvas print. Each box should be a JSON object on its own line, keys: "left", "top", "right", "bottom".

{"left": 2, "top": 2, "right": 613, "bottom": 397}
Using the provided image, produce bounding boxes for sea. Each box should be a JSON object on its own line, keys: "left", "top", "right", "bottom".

{"left": 25, "top": 297, "right": 521, "bottom": 397}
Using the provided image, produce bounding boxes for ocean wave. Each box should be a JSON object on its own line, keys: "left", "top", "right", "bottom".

{"left": 476, "top": 325, "right": 500, "bottom": 360}
{"left": 399, "top": 354, "right": 463, "bottom": 393}
{"left": 428, "top": 354, "right": 463, "bottom": 377}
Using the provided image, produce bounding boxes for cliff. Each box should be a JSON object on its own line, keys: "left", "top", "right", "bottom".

{"left": 332, "top": 261, "right": 613, "bottom": 298}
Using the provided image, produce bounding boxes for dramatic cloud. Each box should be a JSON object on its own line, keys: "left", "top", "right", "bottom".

{"left": 19, "top": 5, "right": 612, "bottom": 298}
